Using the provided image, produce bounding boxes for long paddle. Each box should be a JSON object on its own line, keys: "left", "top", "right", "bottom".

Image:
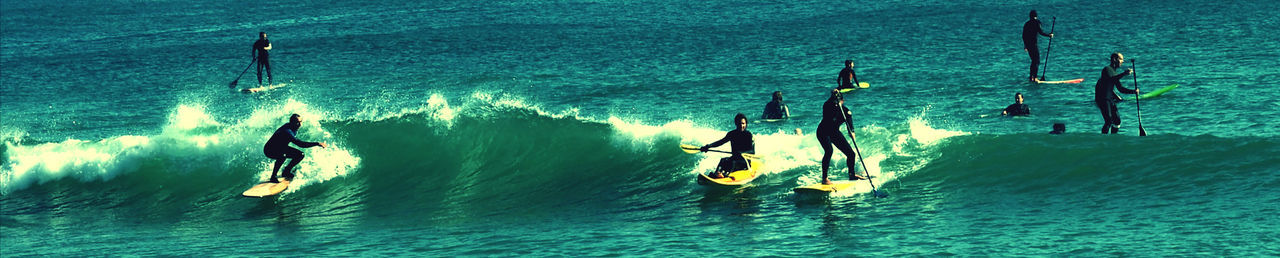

{"left": 844, "top": 111, "right": 888, "bottom": 198}
{"left": 1039, "top": 16, "right": 1056, "bottom": 81}
{"left": 680, "top": 144, "right": 761, "bottom": 160}
{"left": 1131, "top": 60, "right": 1148, "bottom": 136}
{"left": 228, "top": 59, "right": 256, "bottom": 88}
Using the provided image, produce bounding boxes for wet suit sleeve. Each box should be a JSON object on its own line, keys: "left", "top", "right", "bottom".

{"left": 1036, "top": 21, "right": 1051, "bottom": 37}
{"left": 704, "top": 132, "right": 733, "bottom": 149}
{"left": 287, "top": 129, "right": 321, "bottom": 148}
{"left": 1103, "top": 67, "right": 1137, "bottom": 94}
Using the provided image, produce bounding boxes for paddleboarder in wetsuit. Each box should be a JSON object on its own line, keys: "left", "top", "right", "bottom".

{"left": 1094, "top": 53, "right": 1138, "bottom": 134}
{"left": 1023, "top": 10, "right": 1053, "bottom": 82}
{"left": 761, "top": 91, "right": 790, "bottom": 119}
{"left": 815, "top": 90, "right": 866, "bottom": 185}
{"left": 263, "top": 114, "right": 327, "bottom": 183}
{"left": 700, "top": 113, "right": 755, "bottom": 179}
{"left": 252, "top": 32, "right": 273, "bottom": 86}
{"left": 836, "top": 59, "right": 861, "bottom": 89}
{"left": 1003, "top": 92, "right": 1031, "bottom": 116}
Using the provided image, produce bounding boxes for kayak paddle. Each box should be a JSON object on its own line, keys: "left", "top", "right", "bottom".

{"left": 680, "top": 144, "right": 761, "bottom": 160}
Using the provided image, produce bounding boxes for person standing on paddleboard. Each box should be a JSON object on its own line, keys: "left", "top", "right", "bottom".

{"left": 836, "top": 59, "right": 862, "bottom": 90}
{"left": 816, "top": 90, "right": 866, "bottom": 185}
{"left": 700, "top": 114, "right": 755, "bottom": 179}
{"left": 252, "top": 32, "right": 274, "bottom": 86}
{"left": 1023, "top": 10, "right": 1053, "bottom": 82}
{"left": 263, "top": 114, "right": 327, "bottom": 183}
{"left": 1002, "top": 92, "right": 1031, "bottom": 116}
{"left": 1094, "top": 53, "right": 1139, "bottom": 134}
{"left": 761, "top": 91, "right": 790, "bottom": 119}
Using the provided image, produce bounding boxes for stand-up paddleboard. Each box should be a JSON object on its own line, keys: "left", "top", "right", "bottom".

{"left": 794, "top": 180, "right": 858, "bottom": 194}
{"left": 1036, "top": 78, "right": 1084, "bottom": 84}
{"left": 697, "top": 158, "right": 764, "bottom": 187}
{"left": 836, "top": 82, "right": 870, "bottom": 93}
{"left": 242, "top": 179, "right": 290, "bottom": 197}
{"left": 241, "top": 83, "right": 287, "bottom": 93}
{"left": 759, "top": 118, "right": 787, "bottom": 123}
{"left": 1137, "top": 84, "right": 1179, "bottom": 100}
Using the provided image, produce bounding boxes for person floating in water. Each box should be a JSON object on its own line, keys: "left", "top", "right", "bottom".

{"left": 263, "top": 114, "right": 327, "bottom": 183}
{"left": 836, "top": 59, "right": 861, "bottom": 90}
{"left": 700, "top": 113, "right": 755, "bottom": 179}
{"left": 1094, "top": 53, "right": 1139, "bottom": 134}
{"left": 1002, "top": 92, "right": 1031, "bottom": 116}
{"left": 815, "top": 90, "right": 866, "bottom": 185}
{"left": 252, "top": 32, "right": 274, "bottom": 86}
{"left": 1023, "top": 10, "right": 1053, "bottom": 82}
{"left": 1049, "top": 123, "right": 1066, "bottom": 134}
{"left": 761, "top": 91, "right": 790, "bottom": 119}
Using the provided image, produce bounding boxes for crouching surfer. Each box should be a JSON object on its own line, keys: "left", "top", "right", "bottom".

{"left": 699, "top": 113, "right": 755, "bottom": 179}
{"left": 263, "top": 114, "right": 327, "bottom": 183}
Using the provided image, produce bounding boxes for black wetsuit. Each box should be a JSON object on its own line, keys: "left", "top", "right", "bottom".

{"left": 762, "top": 100, "right": 788, "bottom": 119}
{"left": 253, "top": 39, "right": 272, "bottom": 85}
{"left": 1094, "top": 66, "right": 1136, "bottom": 134}
{"left": 1023, "top": 19, "right": 1051, "bottom": 80}
{"left": 1004, "top": 103, "right": 1030, "bottom": 116}
{"left": 263, "top": 123, "right": 320, "bottom": 179}
{"left": 815, "top": 100, "right": 858, "bottom": 179}
{"left": 704, "top": 129, "right": 755, "bottom": 173}
{"left": 837, "top": 67, "right": 860, "bottom": 89}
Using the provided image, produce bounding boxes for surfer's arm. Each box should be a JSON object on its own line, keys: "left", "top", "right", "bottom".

{"left": 702, "top": 133, "right": 733, "bottom": 150}
{"left": 264, "top": 43, "right": 272, "bottom": 51}
{"left": 286, "top": 130, "right": 321, "bottom": 148}
{"left": 782, "top": 104, "right": 790, "bottom": 118}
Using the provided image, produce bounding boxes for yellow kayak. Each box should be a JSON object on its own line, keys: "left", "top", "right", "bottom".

{"left": 696, "top": 158, "right": 764, "bottom": 186}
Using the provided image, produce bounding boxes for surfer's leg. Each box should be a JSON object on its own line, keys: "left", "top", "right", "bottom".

{"left": 1029, "top": 47, "right": 1040, "bottom": 80}
{"left": 1097, "top": 101, "right": 1112, "bottom": 134}
{"left": 830, "top": 134, "right": 863, "bottom": 180}
{"left": 281, "top": 147, "right": 304, "bottom": 179}
{"left": 817, "top": 131, "right": 834, "bottom": 182}
{"left": 256, "top": 61, "right": 264, "bottom": 86}
{"left": 1109, "top": 102, "right": 1122, "bottom": 134}
{"left": 263, "top": 58, "right": 273, "bottom": 85}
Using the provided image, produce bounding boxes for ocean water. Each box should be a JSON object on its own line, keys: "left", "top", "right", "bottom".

{"left": 3, "top": 0, "right": 1279, "bottom": 256}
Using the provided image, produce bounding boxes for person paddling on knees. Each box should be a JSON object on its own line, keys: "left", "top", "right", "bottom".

{"left": 700, "top": 114, "right": 755, "bottom": 179}
{"left": 263, "top": 114, "right": 327, "bottom": 183}
{"left": 1094, "top": 53, "right": 1139, "bottom": 134}
{"left": 836, "top": 59, "right": 862, "bottom": 90}
{"left": 252, "top": 32, "right": 274, "bottom": 87}
{"left": 1002, "top": 92, "right": 1031, "bottom": 116}
{"left": 816, "top": 90, "right": 866, "bottom": 185}
{"left": 1023, "top": 10, "right": 1053, "bottom": 82}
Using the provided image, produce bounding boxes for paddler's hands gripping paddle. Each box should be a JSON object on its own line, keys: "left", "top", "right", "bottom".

{"left": 1132, "top": 60, "right": 1148, "bottom": 136}
{"left": 680, "top": 144, "right": 760, "bottom": 160}
{"left": 843, "top": 107, "right": 888, "bottom": 198}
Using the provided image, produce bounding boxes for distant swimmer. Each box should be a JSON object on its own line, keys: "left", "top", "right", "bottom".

{"left": 761, "top": 91, "right": 791, "bottom": 119}
{"left": 1094, "top": 53, "right": 1139, "bottom": 134}
{"left": 836, "top": 59, "right": 862, "bottom": 90}
{"left": 1023, "top": 10, "right": 1054, "bottom": 82}
{"left": 815, "top": 90, "right": 866, "bottom": 185}
{"left": 1002, "top": 92, "right": 1031, "bottom": 116}
{"left": 263, "top": 114, "right": 328, "bottom": 183}
{"left": 699, "top": 113, "right": 755, "bottom": 179}
{"left": 253, "top": 32, "right": 274, "bottom": 86}
{"left": 1049, "top": 123, "right": 1066, "bottom": 134}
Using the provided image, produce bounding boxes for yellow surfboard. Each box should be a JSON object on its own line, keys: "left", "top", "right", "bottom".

{"left": 793, "top": 180, "right": 858, "bottom": 194}
{"left": 697, "top": 158, "right": 764, "bottom": 187}
{"left": 242, "top": 179, "right": 290, "bottom": 197}
{"left": 836, "top": 82, "right": 870, "bottom": 93}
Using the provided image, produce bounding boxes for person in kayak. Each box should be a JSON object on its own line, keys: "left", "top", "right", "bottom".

{"left": 252, "top": 32, "right": 274, "bottom": 86}
{"left": 1023, "top": 10, "right": 1053, "bottom": 82}
{"left": 761, "top": 91, "right": 790, "bottom": 119}
{"left": 836, "top": 59, "right": 862, "bottom": 89}
{"left": 1003, "top": 92, "right": 1031, "bottom": 116}
{"left": 700, "top": 113, "right": 755, "bottom": 179}
{"left": 263, "top": 114, "right": 327, "bottom": 183}
{"left": 1094, "top": 53, "right": 1139, "bottom": 134}
{"left": 815, "top": 90, "right": 866, "bottom": 185}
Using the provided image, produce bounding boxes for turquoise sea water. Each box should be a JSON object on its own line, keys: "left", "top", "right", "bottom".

{"left": 3, "top": 0, "right": 1279, "bottom": 256}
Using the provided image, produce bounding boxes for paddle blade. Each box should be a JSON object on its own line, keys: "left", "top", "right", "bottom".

{"left": 229, "top": 79, "right": 239, "bottom": 88}
{"left": 873, "top": 190, "right": 889, "bottom": 198}
{"left": 680, "top": 144, "right": 702, "bottom": 153}
{"left": 1139, "top": 126, "right": 1148, "bottom": 136}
